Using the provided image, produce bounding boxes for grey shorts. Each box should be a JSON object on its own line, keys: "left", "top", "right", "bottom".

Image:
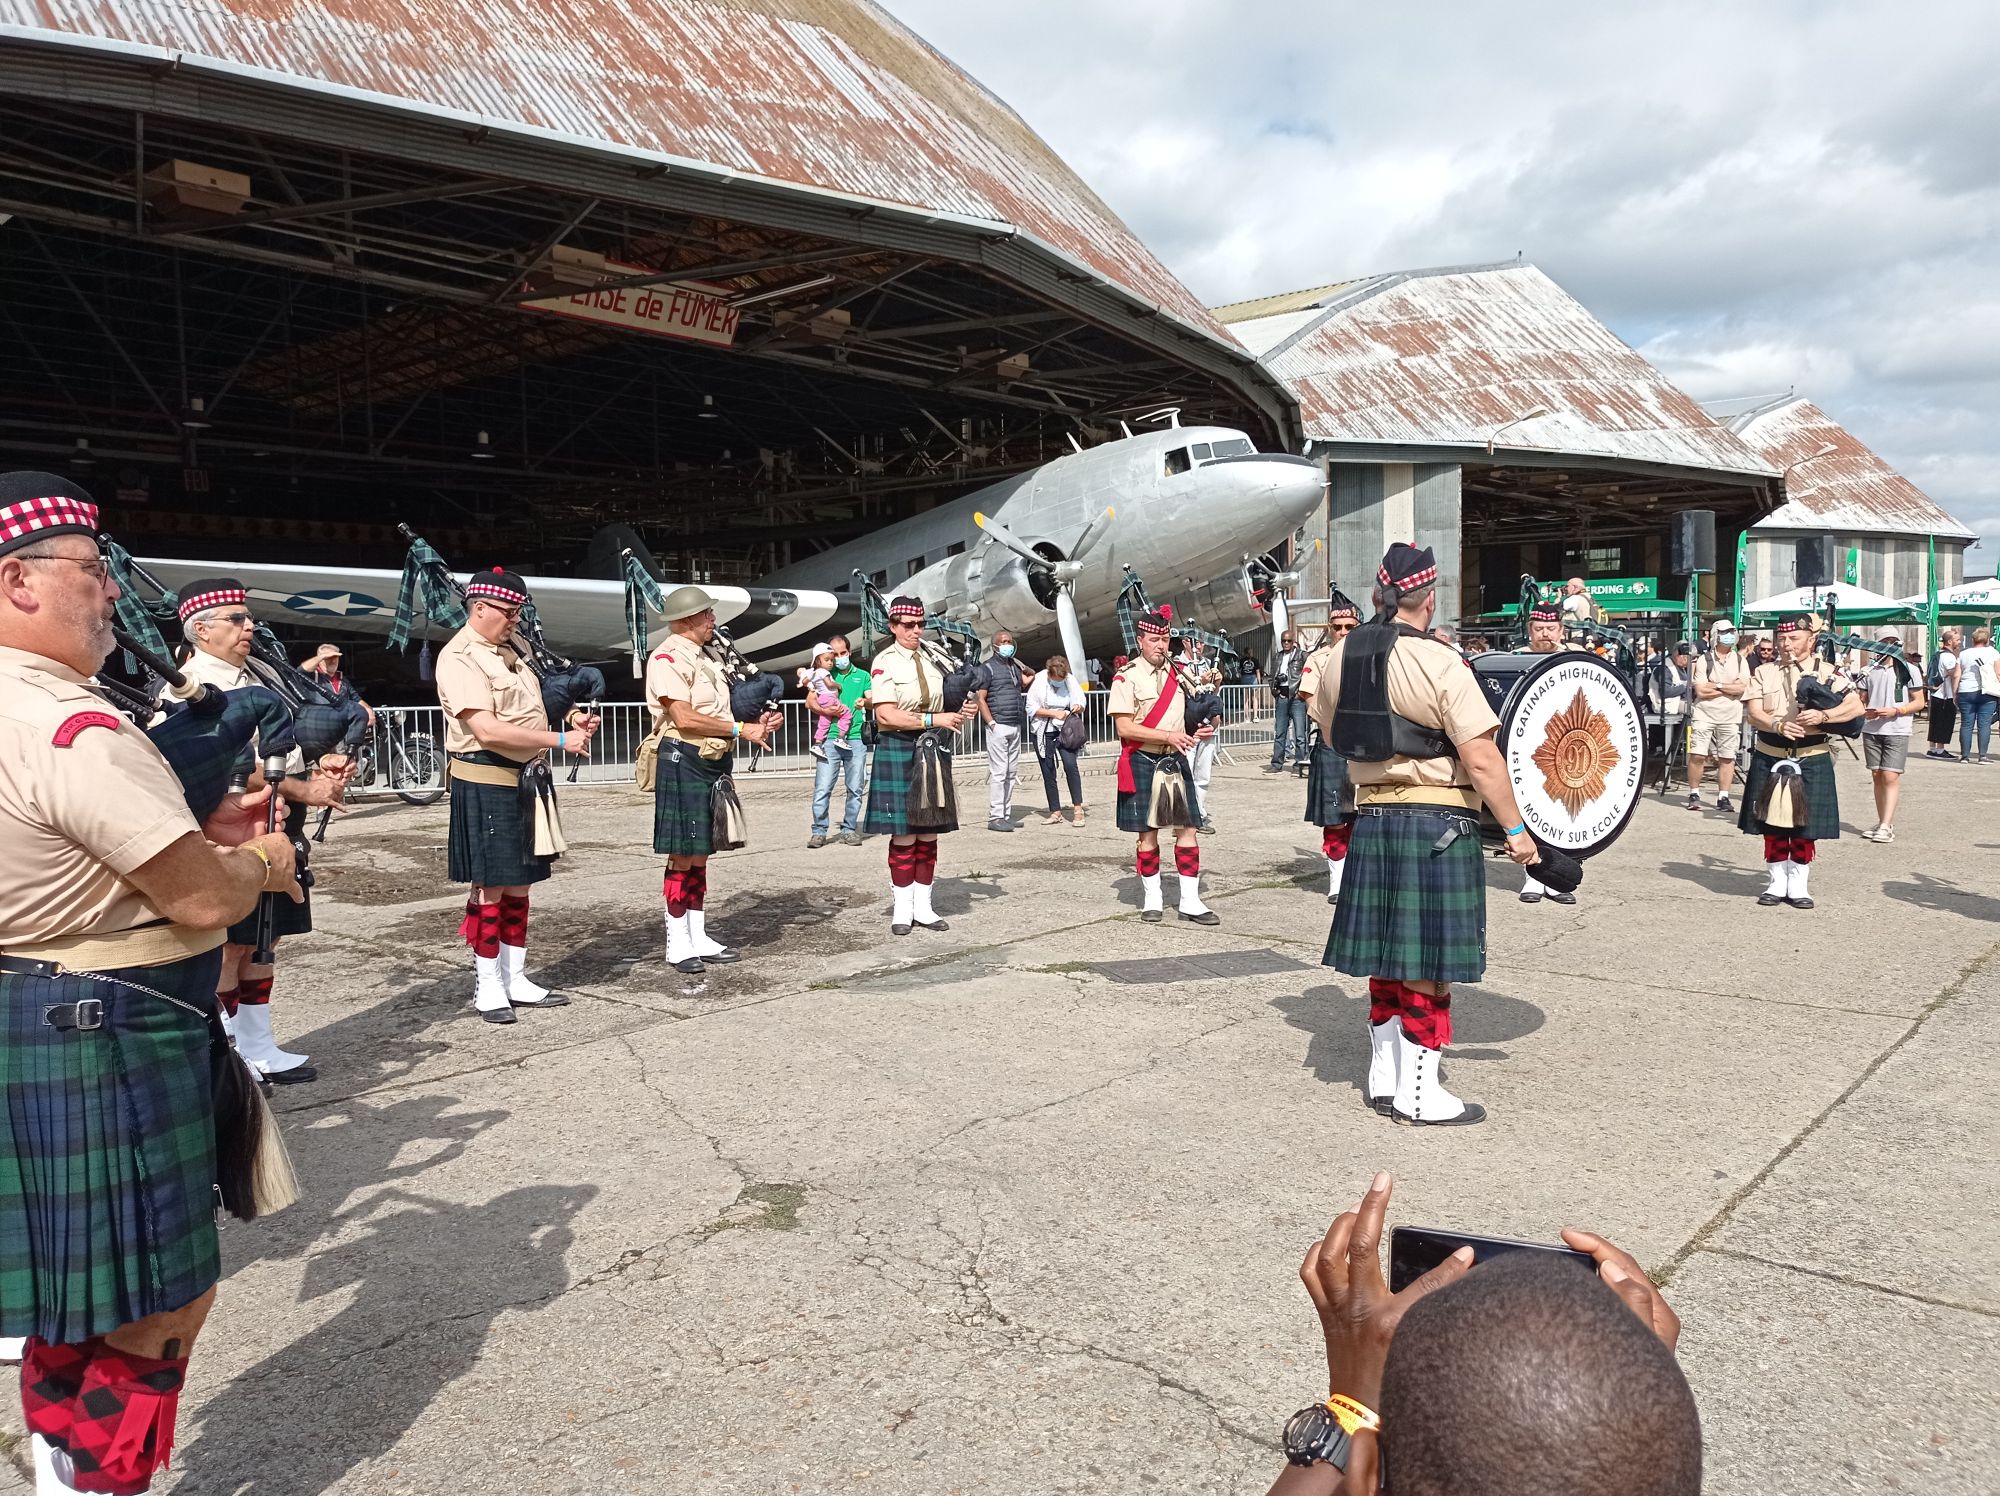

{"left": 1689, "top": 720, "right": 1741, "bottom": 758}
{"left": 1863, "top": 734, "right": 1909, "bottom": 773}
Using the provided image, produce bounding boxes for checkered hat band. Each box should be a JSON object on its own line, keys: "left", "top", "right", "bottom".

{"left": 1777, "top": 618, "right": 1809, "bottom": 633}
{"left": 1378, "top": 563, "right": 1438, "bottom": 590}
{"left": 178, "top": 587, "right": 247, "bottom": 620}
{"left": 887, "top": 601, "right": 925, "bottom": 621}
{"left": 466, "top": 581, "right": 528, "bottom": 605}
{"left": 1528, "top": 603, "right": 1561, "bottom": 621}
{"left": 0, "top": 494, "right": 99, "bottom": 544}
{"left": 1136, "top": 619, "right": 1169, "bottom": 637}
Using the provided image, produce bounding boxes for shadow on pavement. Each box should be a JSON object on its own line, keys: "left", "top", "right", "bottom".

{"left": 1270, "top": 984, "right": 1547, "bottom": 1106}
{"left": 1659, "top": 853, "right": 1767, "bottom": 897}
{"left": 1881, "top": 871, "right": 2000, "bottom": 923}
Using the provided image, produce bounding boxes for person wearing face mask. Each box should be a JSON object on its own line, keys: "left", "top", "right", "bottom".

{"left": 1687, "top": 619, "right": 1748, "bottom": 813}
{"left": 975, "top": 630, "right": 1033, "bottom": 832}
{"left": 807, "top": 633, "right": 871, "bottom": 849}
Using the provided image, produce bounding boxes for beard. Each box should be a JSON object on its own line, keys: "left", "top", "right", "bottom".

{"left": 58, "top": 588, "right": 116, "bottom": 671}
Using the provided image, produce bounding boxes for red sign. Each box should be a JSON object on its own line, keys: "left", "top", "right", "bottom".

{"left": 524, "top": 266, "right": 740, "bottom": 348}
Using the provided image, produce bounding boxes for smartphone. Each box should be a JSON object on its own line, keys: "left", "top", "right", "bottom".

{"left": 1389, "top": 1226, "right": 1597, "bottom": 1293}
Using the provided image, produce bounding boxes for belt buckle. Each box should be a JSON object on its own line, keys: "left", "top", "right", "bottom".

{"left": 44, "top": 998, "right": 104, "bottom": 1032}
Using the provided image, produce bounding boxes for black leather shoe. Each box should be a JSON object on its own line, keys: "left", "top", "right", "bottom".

{"left": 264, "top": 1060, "right": 323, "bottom": 1079}
{"left": 1395, "top": 1101, "right": 1487, "bottom": 1127}
{"left": 699, "top": 947, "right": 742, "bottom": 964}
{"left": 891, "top": 922, "right": 912, "bottom": 936}
{"left": 1327, "top": 893, "right": 1339, "bottom": 906}
{"left": 671, "top": 957, "right": 706, "bottom": 974}
{"left": 1141, "top": 908, "right": 1163, "bottom": 923}
{"left": 1756, "top": 892, "right": 1784, "bottom": 906}
{"left": 1548, "top": 890, "right": 1577, "bottom": 906}
{"left": 510, "top": 992, "right": 572, "bottom": 1008}
{"left": 1787, "top": 896, "right": 1816, "bottom": 910}
{"left": 913, "top": 917, "right": 951, "bottom": 932}
{"left": 1367, "top": 1095, "right": 1394, "bottom": 1117}
{"left": 1519, "top": 891, "right": 1543, "bottom": 904}
{"left": 478, "top": 1006, "right": 517, "bottom": 1026}
{"left": 1178, "top": 908, "right": 1221, "bottom": 926}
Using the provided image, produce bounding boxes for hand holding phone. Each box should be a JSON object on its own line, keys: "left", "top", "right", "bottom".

{"left": 1389, "top": 1226, "right": 1596, "bottom": 1293}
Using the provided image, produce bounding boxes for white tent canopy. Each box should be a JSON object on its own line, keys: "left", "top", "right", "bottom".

{"left": 1898, "top": 579, "right": 2000, "bottom": 612}
{"left": 1741, "top": 582, "right": 1914, "bottom": 617}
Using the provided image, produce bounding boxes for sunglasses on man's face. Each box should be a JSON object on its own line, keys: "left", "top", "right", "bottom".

{"left": 216, "top": 612, "right": 254, "bottom": 628}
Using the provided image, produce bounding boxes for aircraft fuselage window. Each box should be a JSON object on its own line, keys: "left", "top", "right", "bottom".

{"left": 1164, "top": 447, "right": 1191, "bottom": 476}
{"left": 946, "top": 541, "right": 965, "bottom": 557}
{"left": 870, "top": 569, "right": 888, "bottom": 588}
{"left": 1209, "top": 438, "right": 1253, "bottom": 459}
{"left": 1191, "top": 443, "right": 1212, "bottom": 461}
{"left": 906, "top": 558, "right": 924, "bottom": 578}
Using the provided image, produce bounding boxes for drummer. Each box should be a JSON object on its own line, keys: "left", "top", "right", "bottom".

{"left": 1516, "top": 596, "right": 1577, "bottom": 907}
{"left": 1318, "top": 543, "right": 1538, "bottom": 1127}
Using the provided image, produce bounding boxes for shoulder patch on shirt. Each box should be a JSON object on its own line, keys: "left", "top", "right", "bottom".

{"left": 52, "top": 710, "right": 121, "bottom": 747}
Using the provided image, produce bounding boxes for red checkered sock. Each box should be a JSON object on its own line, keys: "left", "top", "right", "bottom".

{"left": 461, "top": 900, "right": 500, "bottom": 957}
{"left": 1762, "top": 834, "right": 1789, "bottom": 863}
{"left": 1366, "top": 978, "right": 1401, "bottom": 1027}
{"left": 1398, "top": 985, "right": 1453, "bottom": 1050}
{"left": 663, "top": 869, "right": 688, "bottom": 918}
{"left": 888, "top": 843, "right": 917, "bottom": 888}
{"left": 913, "top": 841, "right": 938, "bottom": 885}
{"left": 1790, "top": 838, "right": 1815, "bottom": 865}
{"left": 236, "top": 976, "right": 273, "bottom": 1007}
{"left": 19, "top": 1337, "right": 90, "bottom": 1449}
{"left": 1323, "top": 823, "right": 1351, "bottom": 860}
{"left": 215, "top": 987, "right": 241, "bottom": 1019}
{"left": 498, "top": 894, "right": 529, "bottom": 948}
{"left": 684, "top": 865, "right": 708, "bottom": 910}
{"left": 65, "top": 1339, "right": 188, "bottom": 1494}
{"left": 1135, "top": 846, "right": 1161, "bottom": 878}
{"left": 1174, "top": 845, "right": 1200, "bottom": 880}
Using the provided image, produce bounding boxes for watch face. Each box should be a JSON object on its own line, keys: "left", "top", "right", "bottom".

{"left": 1283, "top": 1403, "right": 1350, "bottom": 1469}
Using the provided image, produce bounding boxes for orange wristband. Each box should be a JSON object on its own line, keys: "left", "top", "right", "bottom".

{"left": 1325, "top": 1395, "right": 1381, "bottom": 1436}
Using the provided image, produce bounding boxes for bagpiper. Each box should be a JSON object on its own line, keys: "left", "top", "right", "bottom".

{"left": 1301, "top": 590, "right": 1362, "bottom": 905}
{"left": 862, "top": 596, "right": 968, "bottom": 934}
{"left": 433, "top": 568, "right": 599, "bottom": 1021}
{"left": 0, "top": 472, "right": 303, "bottom": 1494}
{"left": 1739, "top": 611, "right": 1862, "bottom": 909}
{"left": 647, "top": 585, "right": 779, "bottom": 973}
{"left": 1109, "top": 609, "right": 1219, "bottom": 924}
{"left": 1316, "top": 544, "right": 1539, "bottom": 1126}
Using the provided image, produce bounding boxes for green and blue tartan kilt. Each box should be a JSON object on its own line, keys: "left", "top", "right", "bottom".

{"left": 447, "top": 756, "right": 552, "bottom": 887}
{"left": 1304, "top": 743, "right": 1351, "bottom": 827}
{"left": 1738, "top": 743, "right": 1841, "bottom": 840}
{"left": 1115, "top": 749, "right": 1203, "bottom": 833}
{"left": 1325, "top": 807, "right": 1487, "bottom": 985}
{"left": 227, "top": 802, "right": 312, "bottom": 945}
{"left": 0, "top": 950, "right": 224, "bottom": 1344}
{"left": 863, "top": 731, "right": 958, "bottom": 836}
{"left": 653, "top": 742, "right": 734, "bottom": 857}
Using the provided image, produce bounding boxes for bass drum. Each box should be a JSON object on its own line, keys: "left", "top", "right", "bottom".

{"left": 1469, "top": 650, "right": 1645, "bottom": 860}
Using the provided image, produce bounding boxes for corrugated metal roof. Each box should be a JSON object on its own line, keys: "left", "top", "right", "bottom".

{"left": 1717, "top": 396, "right": 1975, "bottom": 540}
{"left": 4, "top": 0, "right": 1227, "bottom": 339}
{"left": 1212, "top": 280, "right": 1371, "bottom": 328}
{"left": 1225, "top": 262, "right": 1779, "bottom": 480}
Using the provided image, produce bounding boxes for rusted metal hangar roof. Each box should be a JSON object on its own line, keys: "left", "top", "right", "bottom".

{"left": 1718, "top": 396, "right": 1975, "bottom": 541}
{"left": 1216, "top": 262, "right": 1772, "bottom": 483}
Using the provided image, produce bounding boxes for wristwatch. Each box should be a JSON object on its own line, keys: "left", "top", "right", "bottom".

{"left": 1282, "top": 1402, "right": 1352, "bottom": 1470}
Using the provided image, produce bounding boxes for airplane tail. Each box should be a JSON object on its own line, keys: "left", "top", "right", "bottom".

{"left": 586, "top": 524, "right": 664, "bottom": 582}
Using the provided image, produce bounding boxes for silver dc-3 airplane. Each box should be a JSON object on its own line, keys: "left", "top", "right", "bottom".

{"left": 136, "top": 422, "right": 1325, "bottom": 674}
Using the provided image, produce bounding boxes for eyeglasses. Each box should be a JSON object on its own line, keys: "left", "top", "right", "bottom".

{"left": 19, "top": 553, "right": 112, "bottom": 585}
{"left": 214, "top": 611, "right": 254, "bottom": 627}
{"left": 476, "top": 601, "right": 522, "bottom": 621}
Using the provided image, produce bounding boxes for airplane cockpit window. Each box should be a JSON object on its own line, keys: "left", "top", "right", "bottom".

{"left": 1191, "top": 443, "right": 1212, "bottom": 461}
{"left": 1163, "top": 447, "right": 1191, "bottom": 476}
{"left": 1209, "top": 438, "right": 1253, "bottom": 459}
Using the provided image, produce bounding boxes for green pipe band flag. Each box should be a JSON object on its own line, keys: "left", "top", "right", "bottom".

{"left": 388, "top": 532, "right": 468, "bottom": 653}
{"left": 100, "top": 536, "right": 176, "bottom": 664}
{"left": 621, "top": 548, "right": 666, "bottom": 676}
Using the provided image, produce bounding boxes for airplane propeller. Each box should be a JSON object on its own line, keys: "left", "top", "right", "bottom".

{"left": 973, "top": 506, "right": 1115, "bottom": 688}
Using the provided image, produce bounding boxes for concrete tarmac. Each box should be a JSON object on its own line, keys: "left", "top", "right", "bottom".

{"left": 10, "top": 747, "right": 1995, "bottom": 1494}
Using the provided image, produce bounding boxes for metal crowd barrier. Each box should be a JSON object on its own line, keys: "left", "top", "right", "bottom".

{"left": 356, "top": 684, "right": 1285, "bottom": 795}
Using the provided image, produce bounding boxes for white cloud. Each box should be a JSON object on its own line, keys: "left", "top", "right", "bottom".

{"left": 878, "top": 0, "right": 2000, "bottom": 551}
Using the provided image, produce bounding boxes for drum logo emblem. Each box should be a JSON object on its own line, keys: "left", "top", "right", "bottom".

{"left": 1531, "top": 688, "right": 1621, "bottom": 818}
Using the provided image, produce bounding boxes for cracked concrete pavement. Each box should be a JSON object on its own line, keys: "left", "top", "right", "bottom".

{"left": 7, "top": 746, "right": 1992, "bottom": 1494}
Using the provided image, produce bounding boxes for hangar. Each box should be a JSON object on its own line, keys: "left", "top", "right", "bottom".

{"left": 0, "top": 0, "right": 1294, "bottom": 604}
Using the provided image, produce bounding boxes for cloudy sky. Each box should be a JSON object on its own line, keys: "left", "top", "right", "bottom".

{"left": 880, "top": 0, "right": 2000, "bottom": 565}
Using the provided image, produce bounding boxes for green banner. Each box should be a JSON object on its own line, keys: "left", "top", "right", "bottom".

{"left": 1843, "top": 547, "right": 1860, "bottom": 586}
{"left": 1494, "top": 577, "right": 1662, "bottom": 616}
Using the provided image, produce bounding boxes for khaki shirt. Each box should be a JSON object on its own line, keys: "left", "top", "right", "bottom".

{"left": 869, "top": 642, "right": 945, "bottom": 714}
{"left": 1691, "top": 651, "right": 1751, "bottom": 726}
{"left": 1747, "top": 654, "right": 1852, "bottom": 731}
{"left": 1315, "top": 633, "right": 1499, "bottom": 791}
{"left": 1301, "top": 643, "right": 1339, "bottom": 737}
{"left": 434, "top": 625, "right": 548, "bottom": 758}
{"left": 1106, "top": 655, "right": 1187, "bottom": 737}
{"left": 646, "top": 633, "right": 732, "bottom": 740}
{"left": 0, "top": 645, "right": 206, "bottom": 948}
{"left": 171, "top": 647, "right": 307, "bottom": 776}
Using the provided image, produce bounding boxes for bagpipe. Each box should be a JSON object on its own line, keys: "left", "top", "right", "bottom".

{"left": 1114, "top": 567, "right": 1228, "bottom": 732}
{"left": 708, "top": 623, "right": 787, "bottom": 724}
{"left": 395, "top": 525, "right": 607, "bottom": 730}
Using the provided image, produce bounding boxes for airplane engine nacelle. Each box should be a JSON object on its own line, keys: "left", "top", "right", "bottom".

{"left": 970, "top": 555, "right": 1055, "bottom": 635}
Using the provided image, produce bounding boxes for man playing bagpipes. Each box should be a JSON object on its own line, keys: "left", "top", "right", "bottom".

{"left": 0, "top": 473, "right": 305, "bottom": 1494}
{"left": 1739, "top": 610, "right": 1863, "bottom": 910}
{"left": 1110, "top": 610, "right": 1220, "bottom": 925}
{"left": 862, "top": 596, "right": 970, "bottom": 935}
{"left": 646, "top": 586, "right": 780, "bottom": 974}
{"left": 434, "top": 569, "right": 600, "bottom": 1023}
{"left": 168, "top": 577, "right": 351, "bottom": 1084}
{"left": 1300, "top": 590, "right": 1362, "bottom": 906}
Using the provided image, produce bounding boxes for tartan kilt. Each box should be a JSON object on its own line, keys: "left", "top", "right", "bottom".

{"left": 1304, "top": 743, "right": 1352, "bottom": 826}
{"left": 227, "top": 801, "right": 312, "bottom": 945}
{"left": 0, "top": 950, "right": 224, "bottom": 1343}
{"left": 1738, "top": 745, "right": 1841, "bottom": 840}
{"left": 863, "top": 731, "right": 958, "bottom": 836}
{"left": 653, "top": 742, "right": 734, "bottom": 857}
{"left": 447, "top": 774, "right": 552, "bottom": 886}
{"left": 1325, "top": 807, "right": 1487, "bottom": 985}
{"left": 1115, "top": 749, "right": 1204, "bottom": 833}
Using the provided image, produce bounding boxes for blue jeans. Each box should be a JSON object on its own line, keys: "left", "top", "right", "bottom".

{"left": 812, "top": 736, "right": 867, "bottom": 834}
{"left": 1959, "top": 695, "right": 1996, "bottom": 758}
{"left": 1271, "top": 696, "right": 1310, "bottom": 764}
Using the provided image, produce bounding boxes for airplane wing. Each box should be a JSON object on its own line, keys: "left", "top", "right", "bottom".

{"left": 135, "top": 557, "right": 841, "bottom": 662}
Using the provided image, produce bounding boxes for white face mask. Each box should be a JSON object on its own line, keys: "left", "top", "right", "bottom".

{"left": 832, "top": 654, "right": 849, "bottom": 671}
